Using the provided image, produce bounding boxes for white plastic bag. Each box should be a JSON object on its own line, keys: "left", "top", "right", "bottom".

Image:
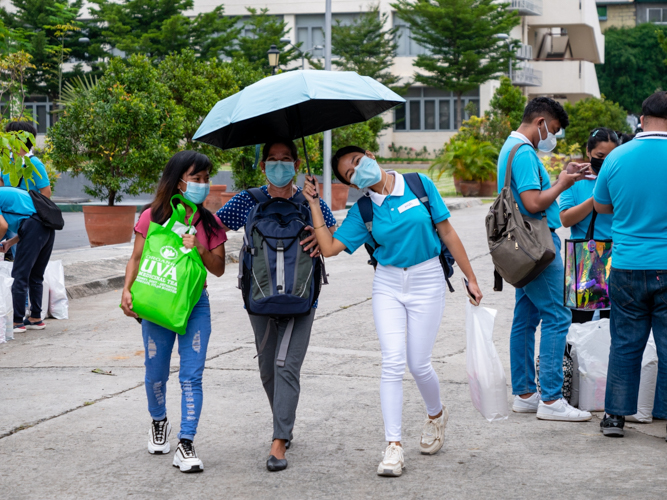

{"left": 567, "top": 319, "right": 611, "bottom": 412}
{"left": 466, "top": 302, "right": 509, "bottom": 422}
{"left": 44, "top": 260, "right": 68, "bottom": 320}
{"left": 0, "top": 275, "right": 14, "bottom": 341}
{"left": 627, "top": 334, "right": 658, "bottom": 423}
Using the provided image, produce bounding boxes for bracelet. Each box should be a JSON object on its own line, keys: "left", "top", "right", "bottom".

{"left": 314, "top": 223, "right": 326, "bottom": 230}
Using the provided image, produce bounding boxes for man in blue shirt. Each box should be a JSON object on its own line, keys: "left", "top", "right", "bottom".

{"left": 594, "top": 91, "right": 667, "bottom": 438}
{"left": 497, "top": 97, "right": 591, "bottom": 422}
{"left": 0, "top": 187, "right": 55, "bottom": 334}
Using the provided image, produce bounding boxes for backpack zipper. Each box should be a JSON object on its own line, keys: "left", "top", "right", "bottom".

{"left": 510, "top": 234, "right": 537, "bottom": 261}
{"left": 276, "top": 239, "right": 285, "bottom": 294}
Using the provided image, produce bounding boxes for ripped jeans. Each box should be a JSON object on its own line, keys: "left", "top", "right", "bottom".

{"left": 142, "top": 290, "right": 211, "bottom": 441}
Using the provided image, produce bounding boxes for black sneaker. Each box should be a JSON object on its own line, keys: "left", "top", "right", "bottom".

{"left": 173, "top": 439, "right": 204, "bottom": 473}
{"left": 148, "top": 417, "right": 171, "bottom": 454}
{"left": 600, "top": 413, "right": 625, "bottom": 437}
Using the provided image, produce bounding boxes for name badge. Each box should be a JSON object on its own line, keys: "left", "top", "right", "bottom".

{"left": 398, "top": 198, "right": 420, "bottom": 213}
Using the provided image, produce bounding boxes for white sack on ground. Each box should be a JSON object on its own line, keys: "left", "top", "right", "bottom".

{"left": 466, "top": 302, "right": 509, "bottom": 422}
{"left": 44, "top": 260, "right": 68, "bottom": 320}
{"left": 626, "top": 334, "right": 658, "bottom": 423}
{"left": 567, "top": 319, "right": 611, "bottom": 412}
{"left": 0, "top": 275, "right": 14, "bottom": 341}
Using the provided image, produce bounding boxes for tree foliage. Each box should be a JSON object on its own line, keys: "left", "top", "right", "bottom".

{"left": 488, "top": 76, "right": 526, "bottom": 131}
{"left": 562, "top": 96, "right": 630, "bottom": 157}
{"left": 391, "top": 0, "right": 519, "bottom": 128}
{"left": 596, "top": 24, "right": 667, "bottom": 115}
{"left": 327, "top": 4, "right": 399, "bottom": 88}
{"left": 47, "top": 55, "right": 184, "bottom": 205}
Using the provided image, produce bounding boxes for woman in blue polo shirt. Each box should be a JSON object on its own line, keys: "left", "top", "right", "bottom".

{"left": 302, "top": 146, "right": 482, "bottom": 478}
{"left": 560, "top": 128, "right": 618, "bottom": 324}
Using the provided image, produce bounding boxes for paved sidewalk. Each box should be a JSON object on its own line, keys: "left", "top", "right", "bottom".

{"left": 1, "top": 203, "right": 665, "bottom": 499}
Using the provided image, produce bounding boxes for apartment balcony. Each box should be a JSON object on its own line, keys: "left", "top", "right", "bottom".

{"left": 515, "top": 43, "right": 533, "bottom": 61}
{"left": 528, "top": 59, "right": 600, "bottom": 102}
{"left": 511, "top": 62, "right": 542, "bottom": 87}
{"left": 526, "top": 0, "right": 604, "bottom": 64}
{"left": 508, "top": 0, "right": 543, "bottom": 16}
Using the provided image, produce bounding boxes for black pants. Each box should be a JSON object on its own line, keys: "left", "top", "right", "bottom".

{"left": 12, "top": 216, "right": 55, "bottom": 323}
{"left": 571, "top": 309, "right": 610, "bottom": 324}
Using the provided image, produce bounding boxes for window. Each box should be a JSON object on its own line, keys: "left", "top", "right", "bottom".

{"left": 295, "top": 13, "right": 359, "bottom": 56}
{"left": 393, "top": 87, "right": 480, "bottom": 132}
{"left": 597, "top": 6, "right": 607, "bottom": 21}
{"left": 648, "top": 8, "right": 667, "bottom": 24}
{"left": 1, "top": 99, "right": 56, "bottom": 134}
{"left": 394, "top": 17, "right": 427, "bottom": 56}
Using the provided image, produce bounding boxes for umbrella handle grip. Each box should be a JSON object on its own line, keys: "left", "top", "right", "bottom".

{"left": 310, "top": 177, "right": 319, "bottom": 199}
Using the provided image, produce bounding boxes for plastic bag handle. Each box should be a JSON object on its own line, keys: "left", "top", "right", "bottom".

{"left": 167, "top": 194, "right": 198, "bottom": 231}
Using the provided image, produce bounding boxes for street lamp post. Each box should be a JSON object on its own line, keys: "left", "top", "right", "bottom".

{"left": 494, "top": 33, "right": 512, "bottom": 83}
{"left": 267, "top": 44, "right": 280, "bottom": 75}
{"left": 322, "top": 0, "right": 332, "bottom": 207}
{"left": 279, "top": 37, "right": 305, "bottom": 70}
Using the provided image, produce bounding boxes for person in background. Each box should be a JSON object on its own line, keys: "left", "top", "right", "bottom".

{"left": 560, "top": 128, "right": 619, "bottom": 323}
{"left": 121, "top": 151, "right": 227, "bottom": 473}
{"left": 0, "top": 187, "right": 55, "bottom": 333}
{"left": 497, "top": 97, "right": 592, "bottom": 422}
{"left": 216, "top": 139, "right": 336, "bottom": 472}
{"left": 594, "top": 91, "right": 667, "bottom": 438}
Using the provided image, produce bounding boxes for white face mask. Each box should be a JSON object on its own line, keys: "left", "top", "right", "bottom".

{"left": 537, "top": 119, "right": 558, "bottom": 153}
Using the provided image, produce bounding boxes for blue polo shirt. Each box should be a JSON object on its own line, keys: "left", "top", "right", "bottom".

{"left": 559, "top": 178, "right": 612, "bottom": 240}
{"left": 594, "top": 132, "right": 667, "bottom": 270}
{"left": 2, "top": 155, "right": 50, "bottom": 191}
{"left": 497, "top": 133, "right": 561, "bottom": 230}
{"left": 333, "top": 172, "right": 450, "bottom": 268}
{"left": 0, "top": 187, "right": 36, "bottom": 233}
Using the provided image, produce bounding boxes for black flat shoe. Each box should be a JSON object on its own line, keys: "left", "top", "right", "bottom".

{"left": 266, "top": 455, "right": 288, "bottom": 472}
{"left": 285, "top": 433, "right": 293, "bottom": 450}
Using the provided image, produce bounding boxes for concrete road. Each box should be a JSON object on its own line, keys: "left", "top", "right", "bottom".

{"left": 1, "top": 204, "right": 666, "bottom": 499}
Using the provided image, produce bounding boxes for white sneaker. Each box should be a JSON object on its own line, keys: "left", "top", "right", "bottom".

{"left": 512, "top": 393, "right": 540, "bottom": 413}
{"left": 419, "top": 406, "right": 449, "bottom": 455}
{"left": 147, "top": 418, "right": 171, "bottom": 454}
{"left": 173, "top": 440, "right": 204, "bottom": 473}
{"left": 536, "top": 398, "right": 592, "bottom": 422}
{"left": 377, "top": 443, "right": 404, "bottom": 477}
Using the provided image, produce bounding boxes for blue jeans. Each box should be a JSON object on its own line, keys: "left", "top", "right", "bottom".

{"left": 142, "top": 290, "right": 211, "bottom": 441}
{"left": 605, "top": 269, "right": 667, "bottom": 416}
{"left": 510, "top": 232, "right": 571, "bottom": 401}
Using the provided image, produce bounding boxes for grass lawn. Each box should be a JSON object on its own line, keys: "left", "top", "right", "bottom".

{"left": 392, "top": 165, "right": 458, "bottom": 197}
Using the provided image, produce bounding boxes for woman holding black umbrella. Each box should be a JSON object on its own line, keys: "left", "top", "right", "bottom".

{"left": 302, "top": 146, "right": 483, "bottom": 478}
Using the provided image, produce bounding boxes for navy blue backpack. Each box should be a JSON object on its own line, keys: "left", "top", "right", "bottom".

{"left": 238, "top": 189, "right": 326, "bottom": 365}
{"left": 358, "top": 172, "right": 455, "bottom": 292}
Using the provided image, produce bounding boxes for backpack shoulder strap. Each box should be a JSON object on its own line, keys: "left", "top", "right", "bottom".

{"left": 357, "top": 195, "right": 374, "bottom": 233}
{"left": 404, "top": 172, "right": 431, "bottom": 216}
{"left": 247, "top": 187, "right": 269, "bottom": 204}
{"left": 291, "top": 190, "right": 307, "bottom": 206}
{"left": 504, "top": 142, "right": 532, "bottom": 189}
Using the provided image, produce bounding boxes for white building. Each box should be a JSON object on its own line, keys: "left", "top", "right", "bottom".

{"left": 191, "top": 0, "right": 604, "bottom": 157}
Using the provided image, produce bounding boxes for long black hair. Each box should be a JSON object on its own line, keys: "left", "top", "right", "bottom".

{"left": 587, "top": 127, "right": 619, "bottom": 153}
{"left": 147, "top": 150, "right": 219, "bottom": 241}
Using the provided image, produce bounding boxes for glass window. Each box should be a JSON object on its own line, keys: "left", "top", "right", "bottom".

{"left": 409, "top": 101, "right": 421, "bottom": 130}
{"left": 393, "top": 17, "right": 426, "bottom": 56}
{"left": 597, "top": 6, "right": 607, "bottom": 21}
{"left": 439, "top": 101, "right": 451, "bottom": 130}
{"left": 648, "top": 8, "right": 663, "bottom": 23}
{"left": 37, "top": 105, "right": 48, "bottom": 134}
{"left": 465, "top": 99, "right": 480, "bottom": 120}
{"left": 424, "top": 88, "right": 451, "bottom": 97}
{"left": 424, "top": 100, "right": 436, "bottom": 130}
{"left": 394, "top": 103, "right": 406, "bottom": 130}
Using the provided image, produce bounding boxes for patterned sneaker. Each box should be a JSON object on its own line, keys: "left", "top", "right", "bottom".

{"left": 147, "top": 418, "right": 171, "bottom": 454}
{"left": 377, "top": 443, "right": 404, "bottom": 477}
{"left": 24, "top": 319, "right": 46, "bottom": 330}
{"left": 419, "top": 407, "right": 449, "bottom": 455}
{"left": 173, "top": 439, "right": 204, "bottom": 473}
{"left": 600, "top": 413, "right": 625, "bottom": 437}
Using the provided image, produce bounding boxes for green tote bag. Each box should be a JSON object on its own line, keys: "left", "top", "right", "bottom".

{"left": 129, "top": 195, "right": 207, "bottom": 335}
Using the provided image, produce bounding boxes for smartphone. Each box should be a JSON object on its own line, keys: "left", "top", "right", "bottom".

{"left": 576, "top": 164, "right": 591, "bottom": 174}
{"left": 462, "top": 278, "right": 479, "bottom": 306}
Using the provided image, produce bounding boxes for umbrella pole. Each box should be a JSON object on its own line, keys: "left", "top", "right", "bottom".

{"left": 301, "top": 135, "right": 319, "bottom": 199}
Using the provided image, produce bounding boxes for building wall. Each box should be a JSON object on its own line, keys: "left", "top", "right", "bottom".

{"left": 636, "top": 2, "right": 667, "bottom": 23}
{"left": 600, "top": 4, "right": 637, "bottom": 31}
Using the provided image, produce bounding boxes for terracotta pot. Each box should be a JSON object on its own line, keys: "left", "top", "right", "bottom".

{"left": 319, "top": 182, "right": 350, "bottom": 211}
{"left": 479, "top": 176, "right": 497, "bottom": 197}
{"left": 453, "top": 175, "right": 462, "bottom": 194}
{"left": 83, "top": 205, "right": 137, "bottom": 247}
{"left": 459, "top": 181, "right": 481, "bottom": 197}
{"left": 203, "top": 184, "right": 228, "bottom": 213}
{"left": 220, "top": 192, "right": 238, "bottom": 207}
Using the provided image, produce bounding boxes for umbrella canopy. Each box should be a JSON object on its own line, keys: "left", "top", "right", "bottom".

{"left": 192, "top": 70, "right": 405, "bottom": 150}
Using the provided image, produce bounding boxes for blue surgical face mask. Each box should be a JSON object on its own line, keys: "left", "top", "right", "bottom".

{"left": 537, "top": 119, "right": 558, "bottom": 153}
{"left": 180, "top": 179, "right": 210, "bottom": 205}
{"left": 264, "top": 161, "right": 295, "bottom": 188}
{"left": 351, "top": 155, "right": 382, "bottom": 190}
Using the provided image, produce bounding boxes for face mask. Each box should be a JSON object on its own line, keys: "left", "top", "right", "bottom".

{"left": 537, "top": 120, "right": 558, "bottom": 153}
{"left": 180, "top": 180, "right": 210, "bottom": 205}
{"left": 351, "top": 156, "right": 382, "bottom": 189}
{"left": 590, "top": 157, "right": 604, "bottom": 175}
{"left": 264, "top": 161, "right": 295, "bottom": 188}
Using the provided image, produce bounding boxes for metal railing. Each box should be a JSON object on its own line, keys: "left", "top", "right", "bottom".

{"left": 508, "top": 0, "right": 543, "bottom": 16}
{"left": 512, "top": 63, "right": 543, "bottom": 87}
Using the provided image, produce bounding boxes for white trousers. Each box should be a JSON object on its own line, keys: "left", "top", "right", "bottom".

{"left": 372, "top": 256, "right": 447, "bottom": 441}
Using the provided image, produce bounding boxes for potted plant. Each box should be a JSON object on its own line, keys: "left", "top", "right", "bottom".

{"left": 48, "top": 55, "right": 184, "bottom": 246}
{"left": 430, "top": 137, "right": 498, "bottom": 197}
